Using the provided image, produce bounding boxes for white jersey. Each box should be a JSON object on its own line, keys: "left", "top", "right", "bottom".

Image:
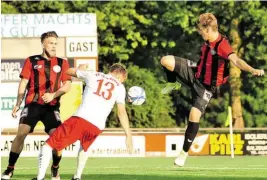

{"left": 73, "top": 70, "right": 126, "bottom": 130}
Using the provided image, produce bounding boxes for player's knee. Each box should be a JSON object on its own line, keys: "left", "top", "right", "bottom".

{"left": 160, "top": 56, "right": 170, "bottom": 67}
{"left": 189, "top": 107, "right": 202, "bottom": 122}
{"left": 161, "top": 56, "right": 175, "bottom": 70}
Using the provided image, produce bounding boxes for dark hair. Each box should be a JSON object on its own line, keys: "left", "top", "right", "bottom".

{"left": 40, "top": 31, "right": 58, "bottom": 43}
{"left": 109, "top": 63, "right": 128, "bottom": 79}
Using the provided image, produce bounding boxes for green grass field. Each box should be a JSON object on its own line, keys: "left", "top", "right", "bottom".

{"left": 1, "top": 156, "right": 267, "bottom": 180}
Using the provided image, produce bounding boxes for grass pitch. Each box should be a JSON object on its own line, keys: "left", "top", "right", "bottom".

{"left": 1, "top": 156, "right": 267, "bottom": 180}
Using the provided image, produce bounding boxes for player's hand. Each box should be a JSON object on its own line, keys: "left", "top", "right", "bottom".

{"left": 252, "top": 69, "right": 265, "bottom": 76}
{"left": 11, "top": 105, "right": 20, "bottom": 118}
{"left": 42, "top": 93, "right": 55, "bottom": 103}
{"left": 78, "top": 64, "right": 89, "bottom": 71}
{"left": 126, "top": 135, "right": 133, "bottom": 154}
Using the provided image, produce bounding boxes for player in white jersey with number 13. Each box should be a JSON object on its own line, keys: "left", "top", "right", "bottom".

{"left": 32, "top": 63, "right": 133, "bottom": 180}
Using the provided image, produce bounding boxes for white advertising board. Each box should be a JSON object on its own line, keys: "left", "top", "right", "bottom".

{"left": 165, "top": 135, "right": 184, "bottom": 157}
{"left": 66, "top": 37, "right": 98, "bottom": 57}
{"left": 166, "top": 135, "right": 209, "bottom": 157}
{"left": 1, "top": 14, "right": 97, "bottom": 38}
{"left": 88, "top": 136, "right": 145, "bottom": 157}
{"left": 0, "top": 135, "right": 146, "bottom": 157}
{"left": 1, "top": 83, "right": 21, "bottom": 129}
{"left": 1, "top": 60, "right": 24, "bottom": 82}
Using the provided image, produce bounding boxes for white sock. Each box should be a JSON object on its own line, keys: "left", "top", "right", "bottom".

{"left": 74, "top": 145, "right": 89, "bottom": 179}
{"left": 37, "top": 144, "right": 52, "bottom": 180}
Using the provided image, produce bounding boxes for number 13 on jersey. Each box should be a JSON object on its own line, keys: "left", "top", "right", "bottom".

{"left": 93, "top": 79, "right": 115, "bottom": 100}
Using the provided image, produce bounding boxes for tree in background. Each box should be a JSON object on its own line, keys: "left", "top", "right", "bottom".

{"left": 230, "top": 18, "right": 244, "bottom": 128}
{"left": 2, "top": 1, "right": 266, "bottom": 127}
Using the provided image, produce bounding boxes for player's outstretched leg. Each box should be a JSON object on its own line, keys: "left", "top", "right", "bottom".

{"left": 51, "top": 165, "right": 60, "bottom": 180}
{"left": 174, "top": 107, "right": 201, "bottom": 167}
{"left": 72, "top": 145, "right": 89, "bottom": 180}
{"left": 160, "top": 56, "right": 181, "bottom": 94}
{"left": 174, "top": 150, "right": 188, "bottom": 167}
{"left": 31, "top": 144, "right": 53, "bottom": 180}
{"left": 2, "top": 124, "right": 31, "bottom": 180}
{"left": 51, "top": 150, "right": 61, "bottom": 180}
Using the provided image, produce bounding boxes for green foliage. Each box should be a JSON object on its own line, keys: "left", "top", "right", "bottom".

{"left": 1, "top": 2, "right": 18, "bottom": 13}
{"left": 2, "top": 1, "right": 267, "bottom": 127}
{"left": 86, "top": 2, "right": 151, "bottom": 63}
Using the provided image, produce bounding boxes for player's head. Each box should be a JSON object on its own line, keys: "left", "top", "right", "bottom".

{"left": 109, "top": 63, "right": 128, "bottom": 83}
{"left": 41, "top": 31, "right": 58, "bottom": 58}
{"left": 197, "top": 13, "right": 218, "bottom": 41}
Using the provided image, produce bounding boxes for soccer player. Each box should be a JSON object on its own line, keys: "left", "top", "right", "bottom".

{"left": 1, "top": 31, "right": 71, "bottom": 180}
{"left": 32, "top": 63, "right": 133, "bottom": 180}
{"left": 160, "top": 13, "right": 265, "bottom": 166}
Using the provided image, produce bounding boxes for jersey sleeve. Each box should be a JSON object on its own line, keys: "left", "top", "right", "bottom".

{"left": 19, "top": 58, "right": 32, "bottom": 80}
{"left": 61, "top": 59, "right": 71, "bottom": 82}
{"left": 76, "top": 70, "right": 94, "bottom": 84}
{"left": 116, "top": 85, "right": 126, "bottom": 104}
{"left": 219, "top": 39, "right": 234, "bottom": 59}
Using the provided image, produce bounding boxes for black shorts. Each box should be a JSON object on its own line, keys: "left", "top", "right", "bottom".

{"left": 173, "top": 56, "right": 213, "bottom": 114}
{"left": 19, "top": 103, "right": 62, "bottom": 134}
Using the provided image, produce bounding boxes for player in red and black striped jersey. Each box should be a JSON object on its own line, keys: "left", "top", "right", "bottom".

{"left": 1, "top": 31, "right": 71, "bottom": 180}
{"left": 160, "top": 13, "right": 264, "bottom": 167}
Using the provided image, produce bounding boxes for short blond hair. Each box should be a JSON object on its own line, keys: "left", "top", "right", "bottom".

{"left": 197, "top": 13, "right": 218, "bottom": 31}
{"left": 40, "top": 31, "right": 58, "bottom": 43}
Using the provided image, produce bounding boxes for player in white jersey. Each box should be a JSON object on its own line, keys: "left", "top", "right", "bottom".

{"left": 32, "top": 63, "right": 133, "bottom": 180}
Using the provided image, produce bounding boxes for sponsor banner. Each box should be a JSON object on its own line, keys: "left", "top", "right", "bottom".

{"left": 166, "top": 134, "right": 209, "bottom": 157}
{"left": 1, "top": 60, "right": 24, "bottom": 82}
{"left": 209, "top": 133, "right": 245, "bottom": 155}
{"left": 60, "top": 81, "right": 83, "bottom": 121}
{"left": 1, "top": 14, "right": 97, "bottom": 38}
{"left": 89, "top": 136, "right": 145, "bottom": 157}
{"left": 1, "top": 135, "right": 80, "bottom": 157}
{"left": 1, "top": 135, "right": 145, "bottom": 157}
{"left": 244, "top": 133, "right": 267, "bottom": 155}
{"left": 145, "top": 134, "right": 166, "bottom": 157}
{"left": 1, "top": 83, "right": 22, "bottom": 128}
{"left": 189, "top": 134, "right": 209, "bottom": 155}
{"left": 0, "top": 82, "right": 83, "bottom": 129}
{"left": 66, "top": 37, "right": 98, "bottom": 57}
{"left": 165, "top": 135, "right": 183, "bottom": 157}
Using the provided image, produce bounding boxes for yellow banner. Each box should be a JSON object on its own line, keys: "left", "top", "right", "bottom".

{"left": 36, "top": 81, "right": 83, "bottom": 130}
{"left": 60, "top": 81, "right": 83, "bottom": 121}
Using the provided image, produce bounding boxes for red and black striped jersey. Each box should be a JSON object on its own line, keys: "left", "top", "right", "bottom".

{"left": 195, "top": 34, "right": 234, "bottom": 90}
{"left": 20, "top": 55, "right": 71, "bottom": 106}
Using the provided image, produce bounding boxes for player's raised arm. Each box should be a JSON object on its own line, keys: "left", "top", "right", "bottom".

{"left": 66, "top": 64, "right": 93, "bottom": 85}
{"left": 228, "top": 53, "right": 265, "bottom": 76}
{"left": 117, "top": 103, "right": 133, "bottom": 154}
{"left": 66, "top": 68, "right": 78, "bottom": 77}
